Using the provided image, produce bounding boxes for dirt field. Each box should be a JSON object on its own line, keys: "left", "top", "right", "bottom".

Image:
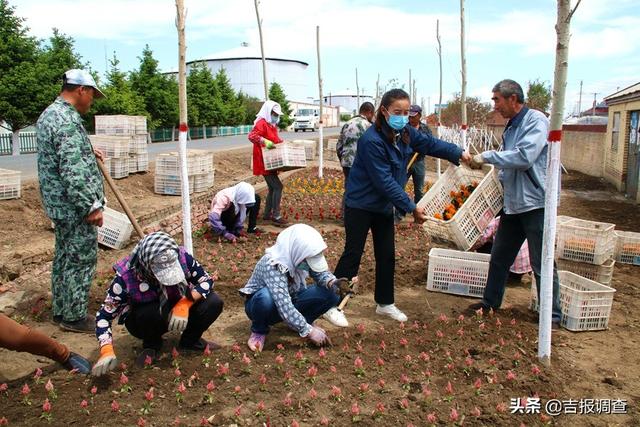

{"left": 0, "top": 150, "right": 639, "bottom": 426}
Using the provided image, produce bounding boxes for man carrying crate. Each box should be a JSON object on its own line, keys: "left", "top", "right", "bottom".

{"left": 467, "top": 79, "right": 562, "bottom": 328}
{"left": 36, "top": 69, "right": 106, "bottom": 333}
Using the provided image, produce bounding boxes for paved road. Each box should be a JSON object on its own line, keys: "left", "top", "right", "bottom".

{"left": 0, "top": 127, "right": 341, "bottom": 179}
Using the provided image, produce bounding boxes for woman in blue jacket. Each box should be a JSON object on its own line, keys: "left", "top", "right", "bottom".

{"left": 333, "top": 89, "right": 471, "bottom": 322}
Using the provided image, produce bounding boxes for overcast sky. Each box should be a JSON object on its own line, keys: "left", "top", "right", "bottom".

{"left": 14, "top": 0, "right": 640, "bottom": 115}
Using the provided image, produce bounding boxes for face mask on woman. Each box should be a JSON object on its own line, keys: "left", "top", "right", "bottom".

{"left": 387, "top": 113, "right": 408, "bottom": 130}
{"left": 271, "top": 114, "right": 280, "bottom": 125}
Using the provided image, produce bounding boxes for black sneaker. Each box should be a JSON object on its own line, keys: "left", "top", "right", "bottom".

{"left": 62, "top": 352, "right": 91, "bottom": 374}
{"left": 272, "top": 217, "right": 288, "bottom": 227}
{"left": 60, "top": 315, "right": 95, "bottom": 333}
{"left": 178, "top": 338, "right": 222, "bottom": 352}
{"left": 247, "top": 226, "right": 263, "bottom": 234}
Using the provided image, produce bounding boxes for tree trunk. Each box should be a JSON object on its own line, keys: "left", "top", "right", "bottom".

{"left": 11, "top": 130, "right": 20, "bottom": 156}
{"left": 460, "top": 0, "right": 468, "bottom": 149}
{"left": 317, "top": 26, "right": 324, "bottom": 179}
{"left": 539, "top": 0, "right": 576, "bottom": 365}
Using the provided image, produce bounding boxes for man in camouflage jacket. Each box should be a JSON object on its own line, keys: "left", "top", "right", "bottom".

{"left": 336, "top": 102, "right": 375, "bottom": 222}
{"left": 36, "top": 69, "right": 106, "bottom": 333}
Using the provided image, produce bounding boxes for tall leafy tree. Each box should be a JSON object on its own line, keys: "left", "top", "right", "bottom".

{"left": 130, "top": 45, "right": 179, "bottom": 128}
{"left": 90, "top": 53, "right": 147, "bottom": 123}
{"left": 214, "top": 68, "right": 245, "bottom": 126}
{"left": 526, "top": 79, "right": 552, "bottom": 113}
{"left": 268, "top": 81, "right": 292, "bottom": 130}
{"left": 440, "top": 93, "right": 491, "bottom": 127}
{"left": 238, "top": 91, "right": 262, "bottom": 124}
{"left": 0, "top": 0, "right": 48, "bottom": 154}
{"left": 186, "top": 62, "right": 218, "bottom": 127}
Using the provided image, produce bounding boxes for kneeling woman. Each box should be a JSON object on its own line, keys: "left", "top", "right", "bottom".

{"left": 209, "top": 181, "right": 261, "bottom": 241}
{"left": 239, "top": 224, "right": 346, "bottom": 352}
{"left": 92, "top": 232, "right": 224, "bottom": 376}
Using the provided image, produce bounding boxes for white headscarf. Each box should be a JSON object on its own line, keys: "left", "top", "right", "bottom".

{"left": 254, "top": 100, "right": 281, "bottom": 125}
{"left": 265, "top": 224, "right": 327, "bottom": 286}
{"left": 231, "top": 182, "right": 255, "bottom": 224}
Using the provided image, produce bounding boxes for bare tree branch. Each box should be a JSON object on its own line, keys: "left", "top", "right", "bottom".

{"left": 567, "top": 0, "right": 582, "bottom": 22}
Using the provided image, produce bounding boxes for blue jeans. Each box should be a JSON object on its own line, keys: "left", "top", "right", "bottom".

{"left": 482, "top": 209, "right": 562, "bottom": 322}
{"left": 244, "top": 286, "right": 339, "bottom": 334}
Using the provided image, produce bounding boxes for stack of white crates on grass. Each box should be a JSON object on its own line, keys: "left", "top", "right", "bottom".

{"left": 291, "top": 139, "right": 317, "bottom": 160}
{"left": 0, "top": 168, "right": 21, "bottom": 200}
{"left": 154, "top": 149, "right": 214, "bottom": 195}
{"left": 530, "top": 271, "right": 616, "bottom": 331}
{"left": 92, "top": 115, "right": 149, "bottom": 179}
{"left": 262, "top": 142, "right": 306, "bottom": 171}
{"left": 426, "top": 248, "right": 490, "bottom": 298}
{"left": 97, "top": 207, "right": 134, "bottom": 249}
{"left": 555, "top": 217, "right": 616, "bottom": 285}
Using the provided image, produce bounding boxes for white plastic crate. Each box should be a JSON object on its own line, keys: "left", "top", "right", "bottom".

{"left": 155, "top": 151, "right": 213, "bottom": 175}
{"left": 193, "top": 171, "right": 215, "bottom": 193}
{"left": 556, "top": 258, "right": 615, "bottom": 285}
{"left": 134, "top": 116, "right": 147, "bottom": 134}
{"left": 97, "top": 207, "right": 134, "bottom": 249}
{"left": 325, "top": 138, "right": 339, "bottom": 161}
{"left": 556, "top": 218, "right": 615, "bottom": 265}
{"left": 417, "top": 164, "right": 503, "bottom": 250}
{"left": 109, "top": 157, "right": 129, "bottom": 179}
{"left": 327, "top": 138, "right": 339, "bottom": 152}
{"left": 129, "top": 134, "right": 148, "bottom": 154}
{"left": 90, "top": 135, "right": 130, "bottom": 158}
{"left": 614, "top": 230, "right": 640, "bottom": 265}
{"left": 426, "top": 248, "right": 490, "bottom": 298}
{"left": 530, "top": 271, "right": 616, "bottom": 332}
{"left": 154, "top": 174, "right": 195, "bottom": 195}
{"left": 128, "top": 153, "right": 149, "bottom": 173}
{"left": 0, "top": 168, "right": 21, "bottom": 200}
{"left": 292, "top": 139, "right": 317, "bottom": 160}
{"left": 263, "top": 142, "right": 307, "bottom": 171}
{"left": 95, "top": 115, "right": 137, "bottom": 135}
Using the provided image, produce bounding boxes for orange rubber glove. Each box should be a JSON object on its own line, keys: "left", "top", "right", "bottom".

{"left": 168, "top": 297, "right": 194, "bottom": 332}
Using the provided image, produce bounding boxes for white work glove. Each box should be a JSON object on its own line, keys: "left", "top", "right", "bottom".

{"left": 469, "top": 153, "right": 485, "bottom": 169}
{"left": 306, "top": 326, "right": 332, "bottom": 347}
{"left": 92, "top": 344, "right": 118, "bottom": 377}
{"left": 168, "top": 297, "right": 193, "bottom": 332}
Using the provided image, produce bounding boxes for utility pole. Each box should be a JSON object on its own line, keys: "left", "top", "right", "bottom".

{"left": 591, "top": 92, "right": 599, "bottom": 116}
{"left": 408, "top": 69, "right": 412, "bottom": 101}
{"left": 375, "top": 73, "right": 380, "bottom": 106}
{"left": 460, "top": 0, "right": 468, "bottom": 149}
{"left": 356, "top": 68, "right": 360, "bottom": 113}
{"left": 577, "top": 80, "right": 583, "bottom": 116}
{"left": 254, "top": 0, "right": 269, "bottom": 101}
{"left": 413, "top": 79, "right": 416, "bottom": 104}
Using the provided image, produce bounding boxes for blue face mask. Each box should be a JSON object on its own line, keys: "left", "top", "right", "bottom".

{"left": 387, "top": 114, "right": 408, "bottom": 130}
{"left": 296, "top": 261, "right": 310, "bottom": 271}
{"left": 271, "top": 115, "right": 280, "bottom": 125}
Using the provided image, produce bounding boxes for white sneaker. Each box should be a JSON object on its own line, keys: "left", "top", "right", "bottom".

{"left": 376, "top": 304, "right": 408, "bottom": 322}
{"left": 322, "top": 307, "right": 349, "bottom": 327}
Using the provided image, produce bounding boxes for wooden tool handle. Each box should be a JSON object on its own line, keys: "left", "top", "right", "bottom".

{"left": 97, "top": 159, "right": 145, "bottom": 238}
{"left": 337, "top": 293, "right": 351, "bottom": 311}
{"left": 406, "top": 152, "right": 419, "bottom": 172}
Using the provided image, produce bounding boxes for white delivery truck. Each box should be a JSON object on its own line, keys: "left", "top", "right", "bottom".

{"left": 293, "top": 107, "right": 320, "bottom": 132}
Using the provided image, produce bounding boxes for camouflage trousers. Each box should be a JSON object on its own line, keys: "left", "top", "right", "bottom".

{"left": 51, "top": 218, "right": 98, "bottom": 322}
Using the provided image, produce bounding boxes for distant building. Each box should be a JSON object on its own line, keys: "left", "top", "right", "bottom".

{"left": 317, "top": 92, "right": 375, "bottom": 117}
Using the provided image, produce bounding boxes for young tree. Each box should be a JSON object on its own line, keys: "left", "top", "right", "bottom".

{"left": 268, "top": 81, "right": 292, "bottom": 130}
{"left": 186, "top": 62, "right": 218, "bottom": 126}
{"left": 214, "top": 68, "right": 245, "bottom": 126}
{"left": 440, "top": 93, "right": 491, "bottom": 127}
{"left": 0, "top": 0, "right": 48, "bottom": 154}
{"left": 526, "top": 79, "right": 552, "bottom": 113}
{"left": 130, "top": 45, "right": 179, "bottom": 129}
{"left": 91, "top": 53, "right": 147, "bottom": 123}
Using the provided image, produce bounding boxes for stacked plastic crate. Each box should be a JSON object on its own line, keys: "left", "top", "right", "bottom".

{"left": 0, "top": 168, "right": 21, "bottom": 200}
{"left": 154, "top": 149, "right": 214, "bottom": 195}
{"left": 92, "top": 115, "right": 149, "bottom": 178}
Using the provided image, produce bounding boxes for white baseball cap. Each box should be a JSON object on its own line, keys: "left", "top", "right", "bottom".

{"left": 150, "top": 250, "right": 186, "bottom": 286}
{"left": 271, "top": 103, "right": 283, "bottom": 116}
{"left": 63, "top": 69, "right": 105, "bottom": 98}
{"left": 306, "top": 252, "right": 328, "bottom": 272}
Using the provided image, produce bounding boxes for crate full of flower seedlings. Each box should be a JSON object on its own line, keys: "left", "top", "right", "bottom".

{"left": 417, "top": 164, "right": 503, "bottom": 251}
{"left": 426, "top": 248, "right": 491, "bottom": 298}
{"left": 262, "top": 142, "right": 307, "bottom": 171}
{"left": 613, "top": 230, "right": 640, "bottom": 266}
{"left": 530, "top": 271, "right": 616, "bottom": 332}
{"left": 556, "top": 218, "right": 615, "bottom": 265}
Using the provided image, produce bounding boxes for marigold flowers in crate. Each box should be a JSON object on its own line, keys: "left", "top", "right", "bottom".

{"left": 417, "top": 164, "right": 503, "bottom": 250}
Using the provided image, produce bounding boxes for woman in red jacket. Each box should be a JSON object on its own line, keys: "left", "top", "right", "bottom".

{"left": 248, "top": 100, "right": 288, "bottom": 226}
